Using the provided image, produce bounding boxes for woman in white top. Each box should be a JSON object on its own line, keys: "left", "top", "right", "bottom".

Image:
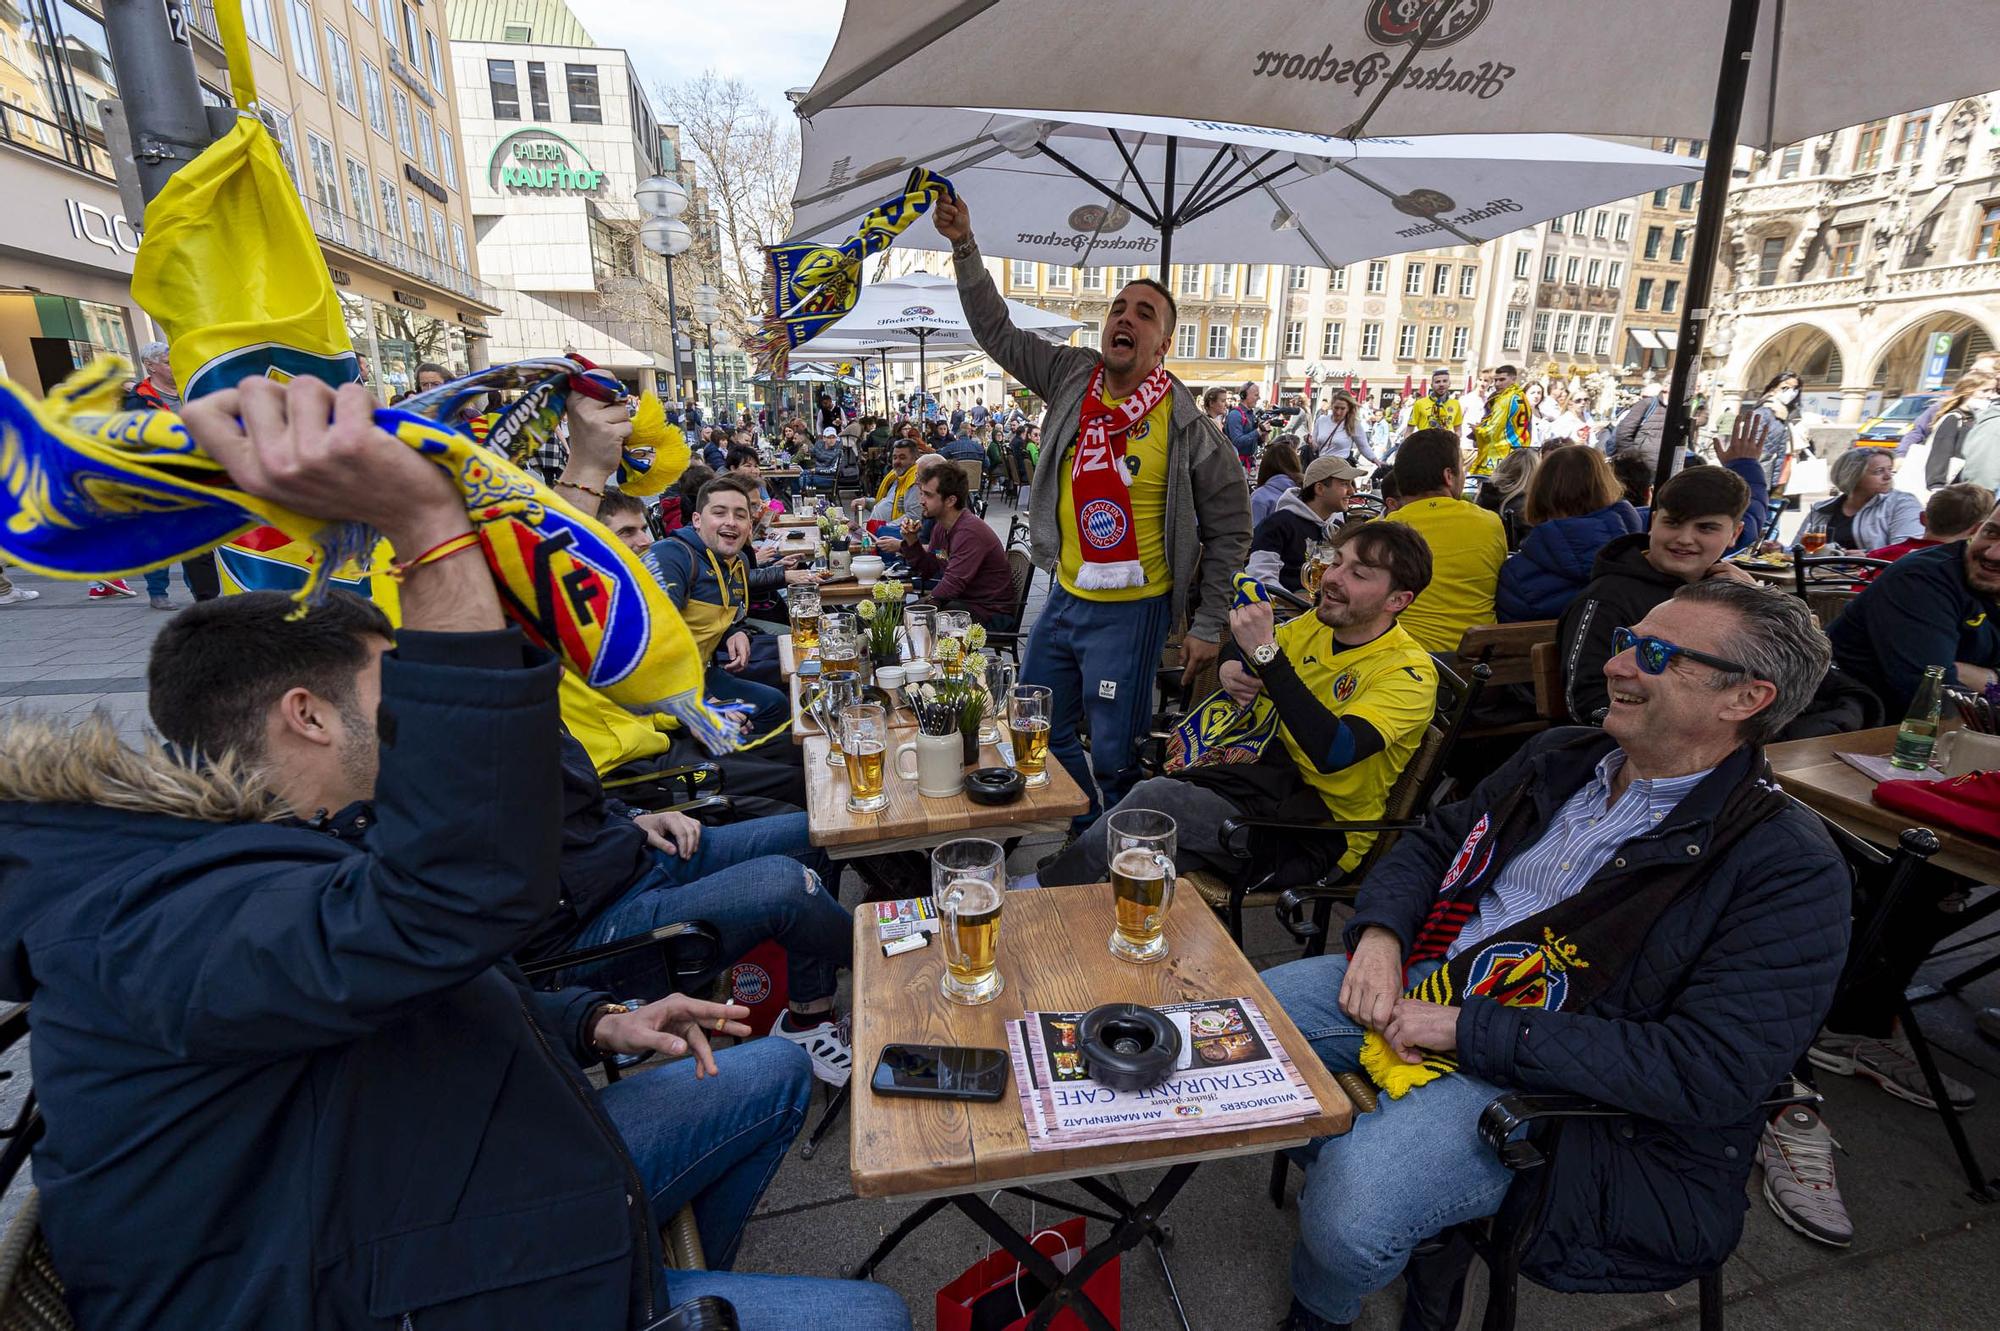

{"left": 1541, "top": 383, "right": 1591, "bottom": 448}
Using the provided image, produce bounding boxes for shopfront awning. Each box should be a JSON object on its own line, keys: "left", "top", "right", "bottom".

{"left": 1627, "top": 329, "right": 1664, "bottom": 352}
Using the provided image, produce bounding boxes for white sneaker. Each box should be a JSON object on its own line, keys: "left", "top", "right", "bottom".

{"left": 773, "top": 1012, "right": 852, "bottom": 1087}
{"left": 0, "top": 587, "right": 38, "bottom": 606}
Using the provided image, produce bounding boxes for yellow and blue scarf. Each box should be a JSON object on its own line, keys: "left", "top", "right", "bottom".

{"left": 750, "top": 167, "right": 954, "bottom": 377}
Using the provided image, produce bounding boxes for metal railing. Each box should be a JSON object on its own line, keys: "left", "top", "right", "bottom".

{"left": 302, "top": 197, "right": 498, "bottom": 305}
{"left": 0, "top": 100, "right": 114, "bottom": 181}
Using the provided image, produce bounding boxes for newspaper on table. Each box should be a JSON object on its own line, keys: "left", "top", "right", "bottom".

{"left": 1004, "top": 997, "right": 1318, "bottom": 1151}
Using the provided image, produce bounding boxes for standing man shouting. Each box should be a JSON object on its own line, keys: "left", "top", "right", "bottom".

{"left": 934, "top": 194, "right": 1251, "bottom": 817}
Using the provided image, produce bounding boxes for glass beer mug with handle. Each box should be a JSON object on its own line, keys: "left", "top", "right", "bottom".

{"left": 812, "top": 670, "right": 862, "bottom": 767}
{"left": 933, "top": 838, "right": 1006, "bottom": 1004}
{"left": 841, "top": 702, "right": 890, "bottom": 813}
{"left": 1106, "top": 809, "right": 1176, "bottom": 963}
{"left": 789, "top": 586, "right": 822, "bottom": 654}
{"left": 1006, "top": 684, "right": 1053, "bottom": 787}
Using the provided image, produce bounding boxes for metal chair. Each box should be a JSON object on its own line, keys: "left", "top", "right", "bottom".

{"left": 981, "top": 548, "right": 1038, "bottom": 666}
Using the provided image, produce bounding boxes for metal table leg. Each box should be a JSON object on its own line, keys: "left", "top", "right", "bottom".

{"left": 798, "top": 1083, "right": 849, "bottom": 1161}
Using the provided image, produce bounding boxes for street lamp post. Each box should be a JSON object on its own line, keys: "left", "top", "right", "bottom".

{"left": 693, "top": 282, "right": 721, "bottom": 424}
{"left": 635, "top": 175, "right": 692, "bottom": 401}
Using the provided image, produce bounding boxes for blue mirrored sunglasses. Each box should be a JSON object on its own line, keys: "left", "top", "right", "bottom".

{"left": 1611, "top": 626, "right": 1758, "bottom": 680}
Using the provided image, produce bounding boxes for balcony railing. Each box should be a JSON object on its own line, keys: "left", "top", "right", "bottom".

{"left": 0, "top": 100, "right": 114, "bottom": 182}
{"left": 302, "top": 198, "right": 498, "bottom": 306}
{"left": 1726, "top": 256, "right": 2000, "bottom": 313}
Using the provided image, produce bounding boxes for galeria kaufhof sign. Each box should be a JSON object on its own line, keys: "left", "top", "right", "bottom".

{"left": 487, "top": 128, "right": 608, "bottom": 193}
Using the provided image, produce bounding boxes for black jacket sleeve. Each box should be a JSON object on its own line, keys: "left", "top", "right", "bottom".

{"left": 1257, "top": 650, "right": 1383, "bottom": 774}
{"left": 1558, "top": 589, "right": 1619, "bottom": 725}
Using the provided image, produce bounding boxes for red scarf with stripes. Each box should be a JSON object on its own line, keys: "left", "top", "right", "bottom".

{"left": 1068, "top": 361, "right": 1172, "bottom": 591}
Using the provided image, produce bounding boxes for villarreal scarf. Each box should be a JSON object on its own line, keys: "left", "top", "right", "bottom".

{"left": 1068, "top": 362, "right": 1171, "bottom": 591}
{"left": 1358, "top": 754, "right": 1779, "bottom": 1098}
{"left": 750, "top": 168, "right": 955, "bottom": 377}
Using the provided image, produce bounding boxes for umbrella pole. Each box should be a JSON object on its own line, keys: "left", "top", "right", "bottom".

{"left": 1158, "top": 136, "right": 1178, "bottom": 271}
{"left": 1654, "top": 0, "right": 1763, "bottom": 499}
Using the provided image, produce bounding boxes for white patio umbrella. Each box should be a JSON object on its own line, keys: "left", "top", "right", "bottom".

{"left": 792, "top": 272, "right": 1082, "bottom": 399}
{"left": 788, "top": 105, "right": 1704, "bottom": 270}
{"left": 796, "top": 0, "right": 2000, "bottom": 491}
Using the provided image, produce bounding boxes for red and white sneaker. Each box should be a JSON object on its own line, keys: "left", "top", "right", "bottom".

{"left": 87, "top": 580, "right": 138, "bottom": 600}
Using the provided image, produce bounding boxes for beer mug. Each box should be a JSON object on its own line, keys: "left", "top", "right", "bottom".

{"left": 813, "top": 670, "right": 862, "bottom": 767}
{"left": 841, "top": 702, "right": 890, "bottom": 813}
{"left": 790, "top": 587, "right": 822, "bottom": 654}
{"left": 903, "top": 602, "right": 936, "bottom": 663}
{"left": 1301, "top": 539, "right": 1335, "bottom": 598}
{"left": 820, "top": 611, "right": 860, "bottom": 677}
{"left": 933, "top": 838, "right": 1006, "bottom": 1004}
{"left": 1007, "top": 684, "right": 1053, "bottom": 787}
{"left": 935, "top": 609, "right": 972, "bottom": 660}
{"left": 980, "top": 658, "right": 1016, "bottom": 744}
{"left": 1106, "top": 809, "right": 1176, "bottom": 964}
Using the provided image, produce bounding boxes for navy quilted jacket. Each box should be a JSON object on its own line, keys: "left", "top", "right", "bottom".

{"left": 1495, "top": 501, "right": 1643, "bottom": 622}
{"left": 1346, "top": 728, "right": 1849, "bottom": 1291}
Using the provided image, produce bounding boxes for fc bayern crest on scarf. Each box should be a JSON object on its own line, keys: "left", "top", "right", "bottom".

{"left": 1067, "top": 361, "right": 1172, "bottom": 590}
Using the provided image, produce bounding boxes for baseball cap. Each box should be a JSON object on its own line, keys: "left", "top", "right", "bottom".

{"left": 821, "top": 426, "right": 837, "bottom": 436}
{"left": 1302, "top": 455, "right": 1365, "bottom": 490}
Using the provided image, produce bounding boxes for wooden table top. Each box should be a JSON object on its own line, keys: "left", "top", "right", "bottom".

{"left": 850, "top": 882, "right": 1354, "bottom": 1200}
{"left": 1766, "top": 726, "right": 2000, "bottom": 882}
{"left": 802, "top": 731, "right": 1088, "bottom": 858}
{"left": 1728, "top": 557, "right": 1793, "bottom": 585}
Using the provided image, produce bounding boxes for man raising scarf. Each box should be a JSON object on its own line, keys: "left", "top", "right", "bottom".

{"left": 1256, "top": 582, "right": 1850, "bottom": 1331}
{"left": 934, "top": 195, "right": 1250, "bottom": 820}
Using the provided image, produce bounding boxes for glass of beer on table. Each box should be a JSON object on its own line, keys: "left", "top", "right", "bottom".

{"left": 1302, "top": 539, "right": 1335, "bottom": 597}
{"left": 933, "top": 837, "right": 1006, "bottom": 1004}
{"left": 841, "top": 702, "right": 890, "bottom": 812}
{"left": 1798, "top": 530, "right": 1827, "bottom": 556}
{"left": 820, "top": 611, "right": 860, "bottom": 676}
{"left": 1006, "top": 684, "right": 1052, "bottom": 787}
{"left": 1106, "top": 809, "right": 1176, "bottom": 964}
{"left": 814, "top": 670, "right": 861, "bottom": 767}
{"left": 790, "top": 587, "right": 822, "bottom": 654}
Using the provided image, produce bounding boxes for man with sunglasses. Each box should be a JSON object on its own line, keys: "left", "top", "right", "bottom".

{"left": 1264, "top": 581, "right": 1848, "bottom": 1330}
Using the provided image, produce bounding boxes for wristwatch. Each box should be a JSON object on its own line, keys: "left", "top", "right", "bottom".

{"left": 951, "top": 236, "right": 978, "bottom": 263}
{"left": 1252, "top": 641, "right": 1280, "bottom": 667}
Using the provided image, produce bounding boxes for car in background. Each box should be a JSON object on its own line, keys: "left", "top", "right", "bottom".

{"left": 1854, "top": 391, "right": 1943, "bottom": 447}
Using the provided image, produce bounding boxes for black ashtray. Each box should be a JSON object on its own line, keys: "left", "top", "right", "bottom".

{"left": 965, "top": 766, "right": 1025, "bottom": 805}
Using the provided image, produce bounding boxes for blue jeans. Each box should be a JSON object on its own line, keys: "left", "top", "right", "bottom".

{"left": 573, "top": 815, "right": 849, "bottom": 1002}
{"left": 1021, "top": 586, "right": 1174, "bottom": 820}
{"left": 1260, "top": 955, "right": 1516, "bottom": 1326}
{"left": 603, "top": 1040, "right": 911, "bottom": 1329}
{"left": 705, "top": 662, "right": 791, "bottom": 737}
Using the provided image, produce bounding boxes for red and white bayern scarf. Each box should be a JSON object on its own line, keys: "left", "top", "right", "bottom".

{"left": 1069, "top": 361, "right": 1173, "bottom": 590}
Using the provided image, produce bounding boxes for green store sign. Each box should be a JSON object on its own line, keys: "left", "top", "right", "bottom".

{"left": 487, "top": 128, "right": 606, "bottom": 193}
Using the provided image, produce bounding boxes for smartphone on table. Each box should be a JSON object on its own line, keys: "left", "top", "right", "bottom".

{"left": 870, "top": 1043, "right": 1010, "bottom": 1102}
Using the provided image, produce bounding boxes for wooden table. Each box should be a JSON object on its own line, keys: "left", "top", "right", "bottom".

{"left": 1728, "top": 557, "right": 1794, "bottom": 586}
{"left": 847, "top": 883, "right": 1352, "bottom": 1328}
{"left": 1766, "top": 726, "right": 2000, "bottom": 882}
{"left": 802, "top": 732, "right": 1088, "bottom": 857}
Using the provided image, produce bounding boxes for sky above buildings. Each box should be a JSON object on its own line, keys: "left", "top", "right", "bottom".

{"left": 567, "top": 1, "right": 841, "bottom": 115}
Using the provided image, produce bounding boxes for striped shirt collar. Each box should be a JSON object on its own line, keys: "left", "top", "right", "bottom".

{"left": 1590, "top": 749, "right": 1714, "bottom": 827}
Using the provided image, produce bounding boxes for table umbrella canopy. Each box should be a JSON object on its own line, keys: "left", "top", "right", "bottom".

{"left": 750, "top": 362, "right": 864, "bottom": 385}
{"left": 788, "top": 105, "right": 1704, "bottom": 269}
{"left": 799, "top": 271, "right": 1083, "bottom": 344}
{"left": 798, "top": 0, "right": 1997, "bottom": 153}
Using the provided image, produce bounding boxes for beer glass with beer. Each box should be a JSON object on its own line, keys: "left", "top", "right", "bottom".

{"left": 933, "top": 837, "right": 1006, "bottom": 1004}
{"left": 1106, "top": 809, "right": 1176, "bottom": 963}
{"left": 790, "top": 587, "right": 822, "bottom": 654}
{"left": 1302, "top": 539, "right": 1335, "bottom": 598}
{"left": 813, "top": 670, "right": 862, "bottom": 767}
{"left": 1007, "top": 684, "right": 1052, "bottom": 787}
{"left": 820, "top": 611, "right": 860, "bottom": 676}
{"left": 841, "top": 702, "right": 890, "bottom": 812}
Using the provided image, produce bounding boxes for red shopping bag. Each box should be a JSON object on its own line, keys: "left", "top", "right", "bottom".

{"left": 935, "top": 1217, "right": 1120, "bottom": 1331}
{"left": 1874, "top": 769, "right": 2000, "bottom": 842}
{"left": 727, "top": 941, "right": 789, "bottom": 1038}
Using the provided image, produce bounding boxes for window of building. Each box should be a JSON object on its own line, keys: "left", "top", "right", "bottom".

{"left": 1978, "top": 203, "right": 2000, "bottom": 260}
{"left": 1330, "top": 267, "right": 1347, "bottom": 291}
{"left": 1616, "top": 213, "right": 1631, "bottom": 243}
{"left": 1460, "top": 266, "right": 1477, "bottom": 298}
{"left": 526, "top": 62, "right": 552, "bottom": 120}
{"left": 361, "top": 60, "right": 387, "bottom": 137}
{"left": 1502, "top": 308, "right": 1523, "bottom": 352}
{"left": 1246, "top": 264, "right": 1268, "bottom": 297}
{"left": 1404, "top": 262, "right": 1424, "bottom": 295}
{"left": 1607, "top": 261, "right": 1623, "bottom": 286}
{"left": 1587, "top": 258, "right": 1603, "bottom": 286}
{"left": 1635, "top": 277, "right": 1654, "bottom": 309}
{"left": 353, "top": 0, "right": 371, "bottom": 22}
{"left": 1564, "top": 256, "right": 1581, "bottom": 284}
{"left": 1679, "top": 182, "right": 1697, "bottom": 209}
{"left": 1110, "top": 265, "right": 1135, "bottom": 288}
{"left": 1541, "top": 253, "right": 1559, "bottom": 282}
{"left": 398, "top": 2, "right": 418, "bottom": 56}
{"left": 1356, "top": 261, "right": 1382, "bottom": 294}
{"left": 1663, "top": 137, "right": 1678, "bottom": 154}
{"left": 391, "top": 87, "right": 414, "bottom": 155}
{"left": 1897, "top": 115, "right": 1930, "bottom": 164}
{"left": 1777, "top": 144, "right": 1803, "bottom": 179}
{"left": 566, "top": 64, "right": 602, "bottom": 123}
{"left": 438, "top": 129, "right": 456, "bottom": 190}
{"left": 1572, "top": 210, "right": 1588, "bottom": 232}
{"left": 1652, "top": 188, "right": 1670, "bottom": 207}
{"left": 1322, "top": 322, "right": 1343, "bottom": 358}
{"left": 1432, "top": 264, "right": 1450, "bottom": 296}
{"left": 424, "top": 29, "right": 443, "bottom": 91}
{"left": 1530, "top": 311, "right": 1550, "bottom": 353}
{"left": 1288, "top": 265, "right": 1309, "bottom": 290}
{"left": 244, "top": 0, "right": 279, "bottom": 52}
{"left": 1082, "top": 267, "right": 1105, "bottom": 292}
{"left": 1046, "top": 266, "right": 1070, "bottom": 291}
{"left": 430, "top": 208, "right": 449, "bottom": 265}
{"left": 1360, "top": 323, "right": 1382, "bottom": 358}
{"left": 258, "top": 106, "right": 299, "bottom": 187}
{"left": 1284, "top": 320, "right": 1304, "bottom": 356}
{"left": 1215, "top": 264, "right": 1236, "bottom": 296}
{"left": 377, "top": 175, "right": 401, "bottom": 239}
{"left": 1852, "top": 119, "right": 1888, "bottom": 172}
{"left": 1553, "top": 313, "right": 1574, "bottom": 354}
{"left": 344, "top": 157, "right": 372, "bottom": 226}
{"left": 1661, "top": 279, "right": 1681, "bottom": 313}
{"left": 1207, "top": 324, "right": 1229, "bottom": 358}
{"left": 415, "top": 109, "right": 437, "bottom": 173}
{"left": 1828, "top": 227, "right": 1860, "bottom": 277}
{"left": 1010, "top": 260, "right": 1036, "bottom": 288}
{"left": 377, "top": 0, "right": 397, "bottom": 49}
{"left": 1595, "top": 319, "right": 1613, "bottom": 356}
{"left": 404, "top": 193, "right": 427, "bottom": 253}
{"left": 1513, "top": 250, "right": 1530, "bottom": 279}
{"left": 487, "top": 60, "right": 520, "bottom": 119}
{"left": 1397, "top": 323, "right": 1417, "bottom": 358}
{"left": 1593, "top": 210, "right": 1610, "bottom": 238}
{"left": 285, "top": 1, "right": 321, "bottom": 85}
{"left": 325, "top": 25, "right": 357, "bottom": 113}
{"left": 1424, "top": 325, "right": 1443, "bottom": 358}
{"left": 1176, "top": 264, "right": 1198, "bottom": 296}
{"left": 1239, "top": 324, "right": 1262, "bottom": 359}
{"left": 1758, "top": 234, "right": 1785, "bottom": 285}
{"left": 1549, "top": 214, "right": 1563, "bottom": 233}
{"left": 1644, "top": 226, "right": 1663, "bottom": 260}
{"left": 304, "top": 130, "right": 340, "bottom": 233}
{"left": 451, "top": 222, "right": 469, "bottom": 272}
{"left": 1175, "top": 322, "right": 1197, "bottom": 358}
{"left": 1076, "top": 330, "right": 1100, "bottom": 350}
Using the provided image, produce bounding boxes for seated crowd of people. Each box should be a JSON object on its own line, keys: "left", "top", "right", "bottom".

{"left": 1, "top": 213, "right": 1993, "bottom": 1329}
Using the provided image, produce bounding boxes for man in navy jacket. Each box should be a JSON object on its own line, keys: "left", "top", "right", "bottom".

{"left": 0, "top": 377, "right": 909, "bottom": 1331}
{"left": 1266, "top": 580, "right": 1848, "bottom": 1330}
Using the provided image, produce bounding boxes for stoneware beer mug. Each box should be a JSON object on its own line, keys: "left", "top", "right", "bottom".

{"left": 1106, "top": 809, "right": 1176, "bottom": 964}
{"left": 1936, "top": 726, "right": 2000, "bottom": 777}
{"left": 895, "top": 730, "right": 965, "bottom": 798}
{"left": 933, "top": 838, "right": 1006, "bottom": 1004}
